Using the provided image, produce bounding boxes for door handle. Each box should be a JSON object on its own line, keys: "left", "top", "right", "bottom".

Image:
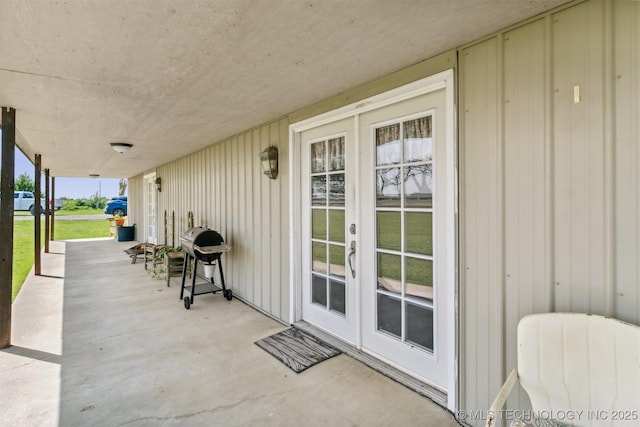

{"left": 348, "top": 241, "right": 356, "bottom": 278}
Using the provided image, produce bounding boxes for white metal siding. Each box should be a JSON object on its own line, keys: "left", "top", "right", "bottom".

{"left": 503, "top": 18, "right": 549, "bottom": 412}
{"left": 552, "top": 0, "right": 608, "bottom": 315}
{"left": 460, "top": 0, "right": 638, "bottom": 422}
{"left": 133, "top": 118, "right": 290, "bottom": 321}
{"left": 459, "top": 36, "right": 504, "bottom": 418}
{"left": 614, "top": 0, "right": 640, "bottom": 325}
{"left": 127, "top": 175, "right": 144, "bottom": 232}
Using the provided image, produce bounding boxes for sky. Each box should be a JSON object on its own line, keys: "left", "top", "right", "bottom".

{"left": 1, "top": 129, "right": 123, "bottom": 199}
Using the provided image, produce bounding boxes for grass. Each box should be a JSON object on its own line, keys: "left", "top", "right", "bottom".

{"left": 12, "top": 218, "right": 110, "bottom": 301}
{"left": 15, "top": 207, "right": 105, "bottom": 216}
{"left": 311, "top": 209, "right": 434, "bottom": 287}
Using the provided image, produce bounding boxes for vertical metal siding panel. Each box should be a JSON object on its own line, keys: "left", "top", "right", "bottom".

{"left": 552, "top": 0, "right": 607, "bottom": 315}
{"left": 205, "top": 150, "right": 211, "bottom": 224}
{"left": 128, "top": 175, "right": 143, "bottom": 227}
{"left": 503, "top": 20, "right": 548, "bottom": 412}
{"left": 279, "top": 118, "right": 290, "bottom": 320}
{"left": 260, "top": 125, "right": 271, "bottom": 313}
{"left": 222, "top": 140, "right": 236, "bottom": 288}
{"left": 614, "top": 0, "right": 640, "bottom": 324}
{"left": 253, "top": 128, "right": 262, "bottom": 308}
{"left": 235, "top": 136, "right": 241, "bottom": 298}
{"left": 238, "top": 135, "right": 246, "bottom": 299}
{"left": 240, "top": 133, "right": 254, "bottom": 295}
{"left": 198, "top": 151, "right": 205, "bottom": 225}
{"left": 214, "top": 145, "right": 221, "bottom": 231}
{"left": 209, "top": 146, "right": 216, "bottom": 229}
{"left": 270, "top": 122, "right": 282, "bottom": 317}
{"left": 182, "top": 157, "right": 187, "bottom": 230}
{"left": 460, "top": 37, "right": 503, "bottom": 420}
{"left": 229, "top": 138, "right": 237, "bottom": 293}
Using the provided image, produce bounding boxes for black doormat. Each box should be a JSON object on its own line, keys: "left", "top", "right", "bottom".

{"left": 255, "top": 328, "right": 341, "bottom": 373}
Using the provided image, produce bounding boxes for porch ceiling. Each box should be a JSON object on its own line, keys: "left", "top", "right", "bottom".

{"left": 0, "top": 0, "right": 567, "bottom": 178}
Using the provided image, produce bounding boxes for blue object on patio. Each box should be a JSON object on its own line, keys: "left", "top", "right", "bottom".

{"left": 117, "top": 224, "right": 135, "bottom": 242}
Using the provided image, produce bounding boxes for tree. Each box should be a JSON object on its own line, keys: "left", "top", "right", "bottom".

{"left": 14, "top": 173, "right": 35, "bottom": 193}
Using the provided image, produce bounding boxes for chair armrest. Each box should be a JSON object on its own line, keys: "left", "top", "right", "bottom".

{"left": 485, "top": 368, "right": 519, "bottom": 427}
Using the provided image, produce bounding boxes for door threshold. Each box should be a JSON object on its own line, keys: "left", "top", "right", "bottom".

{"left": 292, "top": 321, "right": 448, "bottom": 408}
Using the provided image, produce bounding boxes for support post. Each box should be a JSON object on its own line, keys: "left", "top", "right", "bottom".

{"left": 34, "top": 154, "right": 41, "bottom": 276}
{"left": 51, "top": 177, "right": 56, "bottom": 240}
{"left": 45, "top": 168, "right": 50, "bottom": 253}
{"left": 1, "top": 107, "right": 16, "bottom": 348}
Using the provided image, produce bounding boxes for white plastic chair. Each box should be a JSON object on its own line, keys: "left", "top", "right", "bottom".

{"left": 486, "top": 313, "right": 640, "bottom": 427}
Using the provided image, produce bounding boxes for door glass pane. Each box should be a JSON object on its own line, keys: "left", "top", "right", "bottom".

{"left": 329, "top": 137, "right": 345, "bottom": 171}
{"left": 405, "top": 212, "right": 432, "bottom": 255}
{"left": 312, "top": 274, "right": 327, "bottom": 307}
{"left": 377, "top": 294, "right": 401, "bottom": 338}
{"left": 403, "top": 116, "right": 432, "bottom": 163}
{"left": 312, "top": 176, "right": 327, "bottom": 206}
{"left": 405, "top": 257, "right": 432, "bottom": 302}
{"left": 376, "top": 167, "right": 401, "bottom": 207}
{"left": 376, "top": 123, "right": 401, "bottom": 166}
{"left": 377, "top": 253, "right": 401, "bottom": 294}
{"left": 376, "top": 211, "right": 401, "bottom": 251}
{"left": 329, "top": 173, "right": 345, "bottom": 206}
{"left": 311, "top": 141, "right": 326, "bottom": 173}
{"left": 312, "top": 209, "right": 326, "bottom": 240}
{"left": 308, "top": 133, "right": 348, "bottom": 321}
{"left": 312, "top": 242, "right": 327, "bottom": 274}
{"left": 329, "top": 244, "right": 345, "bottom": 279}
{"left": 328, "top": 210, "right": 345, "bottom": 243}
{"left": 404, "top": 164, "right": 432, "bottom": 208}
{"left": 374, "top": 114, "right": 435, "bottom": 353}
{"left": 329, "top": 279, "right": 346, "bottom": 315}
{"left": 406, "top": 302, "right": 433, "bottom": 351}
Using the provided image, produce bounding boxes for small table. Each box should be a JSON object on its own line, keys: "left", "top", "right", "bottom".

{"left": 107, "top": 218, "right": 117, "bottom": 238}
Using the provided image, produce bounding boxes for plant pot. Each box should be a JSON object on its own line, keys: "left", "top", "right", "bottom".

{"left": 115, "top": 218, "right": 125, "bottom": 226}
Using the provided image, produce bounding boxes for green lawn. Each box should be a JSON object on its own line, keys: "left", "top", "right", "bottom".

{"left": 311, "top": 209, "right": 434, "bottom": 287}
{"left": 12, "top": 218, "right": 110, "bottom": 301}
{"left": 15, "top": 207, "right": 104, "bottom": 216}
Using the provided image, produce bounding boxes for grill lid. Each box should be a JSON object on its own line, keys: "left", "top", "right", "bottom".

{"left": 180, "top": 227, "right": 229, "bottom": 258}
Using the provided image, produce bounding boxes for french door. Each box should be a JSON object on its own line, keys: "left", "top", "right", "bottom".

{"left": 144, "top": 173, "right": 158, "bottom": 244}
{"left": 359, "top": 89, "right": 450, "bottom": 391}
{"left": 295, "top": 71, "right": 455, "bottom": 400}
{"left": 301, "top": 118, "right": 357, "bottom": 344}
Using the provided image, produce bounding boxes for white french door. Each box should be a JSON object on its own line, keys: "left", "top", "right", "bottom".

{"left": 293, "top": 70, "right": 455, "bottom": 405}
{"left": 300, "top": 117, "right": 357, "bottom": 344}
{"left": 359, "top": 89, "right": 450, "bottom": 391}
{"left": 144, "top": 173, "right": 158, "bottom": 244}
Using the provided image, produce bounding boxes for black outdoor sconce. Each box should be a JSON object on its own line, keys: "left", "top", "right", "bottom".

{"left": 259, "top": 146, "right": 278, "bottom": 179}
{"left": 155, "top": 177, "right": 162, "bottom": 192}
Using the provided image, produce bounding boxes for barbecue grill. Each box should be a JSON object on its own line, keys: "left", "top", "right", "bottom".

{"left": 179, "top": 227, "right": 232, "bottom": 309}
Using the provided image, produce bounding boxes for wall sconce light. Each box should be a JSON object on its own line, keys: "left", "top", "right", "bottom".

{"left": 155, "top": 177, "right": 162, "bottom": 192}
{"left": 259, "top": 146, "right": 278, "bottom": 179}
{"left": 110, "top": 142, "right": 133, "bottom": 154}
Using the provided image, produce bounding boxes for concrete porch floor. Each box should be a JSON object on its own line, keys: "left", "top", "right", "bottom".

{"left": 1, "top": 239, "right": 459, "bottom": 426}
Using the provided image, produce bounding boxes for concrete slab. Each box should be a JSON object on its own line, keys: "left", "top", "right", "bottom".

{"left": 1, "top": 239, "right": 459, "bottom": 426}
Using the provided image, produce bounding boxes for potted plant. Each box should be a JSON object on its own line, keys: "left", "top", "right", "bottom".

{"left": 114, "top": 213, "right": 125, "bottom": 227}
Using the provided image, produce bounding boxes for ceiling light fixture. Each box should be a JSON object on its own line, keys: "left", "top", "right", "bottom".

{"left": 110, "top": 142, "right": 133, "bottom": 154}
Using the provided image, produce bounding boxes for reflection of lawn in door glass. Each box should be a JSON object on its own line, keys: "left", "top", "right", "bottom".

{"left": 377, "top": 211, "right": 432, "bottom": 255}
{"left": 376, "top": 212, "right": 433, "bottom": 293}
{"left": 312, "top": 212, "right": 345, "bottom": 273}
